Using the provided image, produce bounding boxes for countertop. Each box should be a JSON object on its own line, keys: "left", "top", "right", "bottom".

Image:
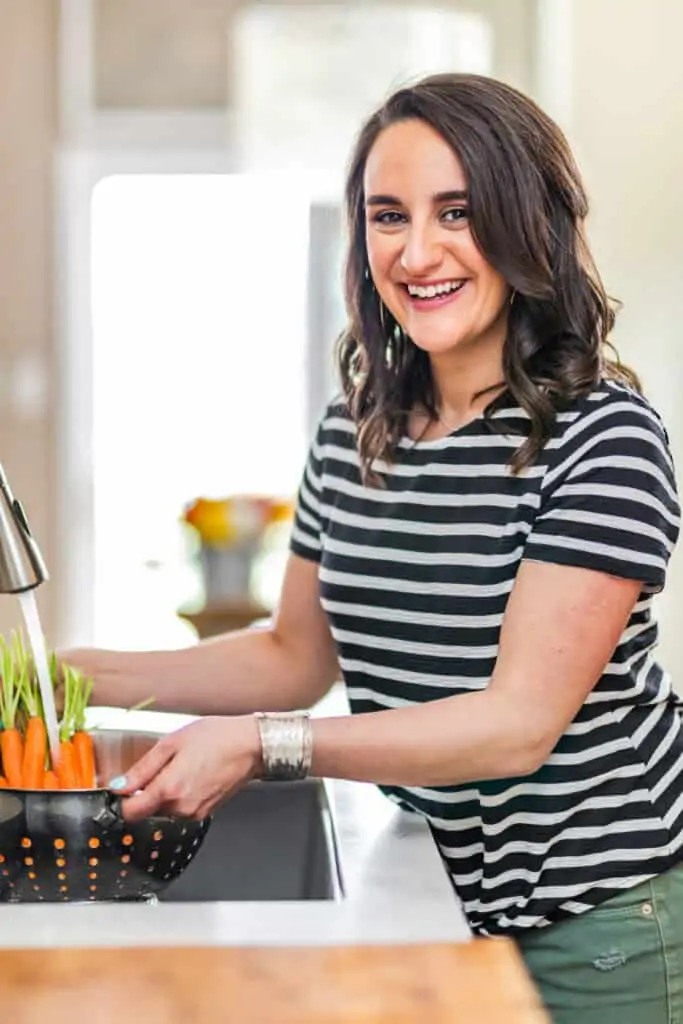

{"left": 0, "top": 691, "right": 472, "bottom": 949}
{"left": 0, "top": 942, "right": 549, "bottom": 1023}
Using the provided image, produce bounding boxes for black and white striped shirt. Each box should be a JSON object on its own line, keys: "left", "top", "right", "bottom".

{"left": 291, "top": 380, "right": 683, "bottom": 935}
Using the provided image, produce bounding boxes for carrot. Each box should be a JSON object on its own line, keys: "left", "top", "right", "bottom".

{"left": 21, "top": 716, "right": 46, "bottom": 789}
{"left": 65, "top": 667, "right": 96, "bottom": 788}
{"left": 0, "top": 635, "right": 24, "bottom": 788}
{"left": 73, "top": 730, "right": 96, "bottom": 788}
{"left": 55, "top": 665, "right": 80, "bottom": 789}
{"left": 1, "top": 729, "right": 23, "bottom": 788}
{"left": 55, "top": 740, "right": 79, "bottom": 790}
{"left": 19, "top": 654, "right": 47, "bottom": 789}
{"left": 43, "top": 770, "right": 59, "bottom": 790}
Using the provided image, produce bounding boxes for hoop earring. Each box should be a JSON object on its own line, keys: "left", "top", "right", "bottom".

{"left": 509, "top": 288, "right": 517, "bottom": 306}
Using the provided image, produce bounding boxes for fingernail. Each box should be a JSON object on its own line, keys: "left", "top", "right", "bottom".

{"left": 108, "top": 775, "right": 128, "bottom": 791}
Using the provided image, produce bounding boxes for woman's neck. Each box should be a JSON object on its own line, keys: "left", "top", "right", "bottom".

{"left": 429, "top": 348, "right": 505, "bottom": 429}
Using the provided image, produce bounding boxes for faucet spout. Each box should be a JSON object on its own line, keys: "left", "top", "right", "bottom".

{"left": 0, "top": 466, "right": 48, "bottom": 593}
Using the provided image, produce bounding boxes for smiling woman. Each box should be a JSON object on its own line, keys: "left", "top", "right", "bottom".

{"left": 62, "top": 74, "right": 683, "bottom": 1024}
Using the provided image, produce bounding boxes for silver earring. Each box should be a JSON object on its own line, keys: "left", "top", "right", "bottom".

{"left": 379, "top": 302, "right": 392, "bottom": 368}
{"left": 509, "top": 288, "right": 517, "bottom": 306}
{"left": 385, "top": 322, "right": 404, "bottom": 370}
{"left": 351, "top": 348, "right": 367, "bottom": 386}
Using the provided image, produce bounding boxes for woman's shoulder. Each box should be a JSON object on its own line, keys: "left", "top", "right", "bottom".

{"left": 554, "top": 378, "right": 672, "bottom": 450}
{"left": 322, "top": 392, "right": 352, "bottom": 419}
{"left": 311, "top": 394, "right": 356, "bottom": 449}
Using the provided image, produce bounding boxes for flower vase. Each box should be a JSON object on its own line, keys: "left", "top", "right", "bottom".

{"left": 199, "top": 540, "right": 260, "bottom": 603}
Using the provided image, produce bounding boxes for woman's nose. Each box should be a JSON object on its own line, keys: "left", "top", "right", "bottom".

{"left": 400, "top": 225, "right": 442, "bottom": 276}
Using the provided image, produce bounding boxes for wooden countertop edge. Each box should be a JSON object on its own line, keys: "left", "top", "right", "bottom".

{"left": 0, "top": 937, "right": 550, "bottom": 1022}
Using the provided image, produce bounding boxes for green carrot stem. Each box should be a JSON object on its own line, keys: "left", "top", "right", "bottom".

{"left": 127, "top": 696, "right": 156, "bottom": 712}
{"left": 0, "top": 635, "right": 22, "bottom": 731}
{"left": 59, "top": 664, "right": 75, "bottom": 742}
{"left": 70, "top": 667, "right": 92, "bottom": 734}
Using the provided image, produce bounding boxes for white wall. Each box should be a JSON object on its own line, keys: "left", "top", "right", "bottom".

{"left": 565, "top": 0, "right": 683, "bottom": 675}
{"left": 0, "top": 2, "right": 57, "bottom": 642}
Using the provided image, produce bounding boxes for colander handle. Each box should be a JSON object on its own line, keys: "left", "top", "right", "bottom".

{"left": 93, "top": 792, "right": 126, "bottom": 828}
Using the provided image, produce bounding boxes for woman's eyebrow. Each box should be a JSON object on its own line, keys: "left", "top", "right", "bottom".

{"left": 365, "top": 193, "right": 401, "bottom": 207}
{"left": 365, "top": 189, "right": 468, "bottom": 207}
{"left": 433, "top": 189, "right": 468, "bottom": 203}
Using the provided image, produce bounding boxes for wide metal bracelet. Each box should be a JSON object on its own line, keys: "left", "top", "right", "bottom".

{"left": 253, "top": 711, "right": 313, "bottom": 781}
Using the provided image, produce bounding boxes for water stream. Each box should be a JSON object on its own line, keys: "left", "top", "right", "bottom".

{"left": 18, "top": 590, "right": 60, "bottom": 765}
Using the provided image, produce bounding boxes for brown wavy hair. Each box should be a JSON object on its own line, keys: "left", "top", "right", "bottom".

{"left": 336, "top": 73, "right": 639, "bottom": 482}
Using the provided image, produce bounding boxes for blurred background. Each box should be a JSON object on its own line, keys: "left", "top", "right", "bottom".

{"left": 0, "top": 0, "right": 681, "bottom": 673}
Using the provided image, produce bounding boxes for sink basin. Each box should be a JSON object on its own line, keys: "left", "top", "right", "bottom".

{"left": 160, "top": 779, "right": 343, "bottom": 902}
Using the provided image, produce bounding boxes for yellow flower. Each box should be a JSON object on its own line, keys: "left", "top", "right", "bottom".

{"left": 182, "top": 495, "right": 294, "bottom": 547}
{"left": 182, "top": 499, "right": 235, "bottom": 545}
{"left": 266, "top": 500, "right": 294, "bottom": 524}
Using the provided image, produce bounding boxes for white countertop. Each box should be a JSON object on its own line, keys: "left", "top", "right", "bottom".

{"left": 0, "top": 693, "right": 471, "bottom": 949}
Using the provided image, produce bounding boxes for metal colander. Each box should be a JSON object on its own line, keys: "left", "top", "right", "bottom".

{"left": 0, "top": 728, "right": 211, "bottom": 903}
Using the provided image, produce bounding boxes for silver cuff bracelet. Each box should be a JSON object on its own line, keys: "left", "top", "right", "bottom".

{"left": 253, "top": 711, "right": 313, "bottom": 781}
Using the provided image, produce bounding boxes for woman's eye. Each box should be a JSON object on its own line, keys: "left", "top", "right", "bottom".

{"left": 442, "top": 206, "right": 469, "bottom": 225}
{"left": 372, "top": 210, "right": 405, "bottom": 225}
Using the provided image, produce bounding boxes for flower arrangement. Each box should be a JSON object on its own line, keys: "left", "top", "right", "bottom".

{"left": 181, "top": 495, "right": 293, "bottom": 550}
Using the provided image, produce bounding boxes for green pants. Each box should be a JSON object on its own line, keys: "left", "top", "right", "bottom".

{"left": 517, "top": 863, "right": 683, "bottom": 1023}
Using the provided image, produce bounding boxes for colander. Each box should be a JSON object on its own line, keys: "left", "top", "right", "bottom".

{"left": 0, "top": 728, "right": 211, "bottom": 902}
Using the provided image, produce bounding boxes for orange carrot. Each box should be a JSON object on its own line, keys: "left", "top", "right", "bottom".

{"left": 43, "top": 770, "right": 59, "bottom": 790}
{"left": 1, "top": 728, "right": 23, "bottom": 788}
{"left": 21, "top": 716, "right": 46, "bottom": 789}
{"left": 14, "top": 636, "right": 46, "bottom": 789}
{"left": 60, "top": 666, "right": 97, "bottom": 788}
{"left": 55, "top": 740, "right": 79, "bottom": 790}
{"left": 73, "top": 730, "right": 96, "bottom": 788}
{"left": 0, "top": 634, "right": 24, "bottom": 788}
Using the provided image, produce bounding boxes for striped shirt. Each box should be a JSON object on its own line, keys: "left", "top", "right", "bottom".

{"left": 291, "top": 380, "right": 683, "bottom": 935}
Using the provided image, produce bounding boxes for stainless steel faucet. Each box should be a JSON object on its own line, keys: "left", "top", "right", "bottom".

{"left": 0, "top": 465, "right": 48, "bottom": 593}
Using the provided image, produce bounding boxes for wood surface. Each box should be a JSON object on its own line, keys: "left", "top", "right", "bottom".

{"left": 178, "top": 599, "right": 270, "bottom": 639}
{"left": 0, "top": 938, "right": 549, "bottom": 1023}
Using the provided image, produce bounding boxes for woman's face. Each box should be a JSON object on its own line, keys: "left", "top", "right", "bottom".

{"left": 363, "top": 118, "right": 511, "bottom": 361}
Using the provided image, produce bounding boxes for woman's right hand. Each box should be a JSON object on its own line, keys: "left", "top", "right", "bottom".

{"left": 56, "top": 647, "right": 119, "bottom": 709}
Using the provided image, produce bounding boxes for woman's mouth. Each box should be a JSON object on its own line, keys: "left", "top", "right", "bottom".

{"left": 403, "top": 278, "right": 469, "bottom": 310}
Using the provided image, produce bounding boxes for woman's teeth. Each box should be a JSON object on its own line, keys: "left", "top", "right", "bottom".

{"left": 406, "top": 280, "right": 466, "bottom": 299}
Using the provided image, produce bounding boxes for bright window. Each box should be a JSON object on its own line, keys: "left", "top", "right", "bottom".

{"left": 90, "top": 174, "right": 312, "bottom": 648}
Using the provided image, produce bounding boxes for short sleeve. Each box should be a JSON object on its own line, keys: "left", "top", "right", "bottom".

{"left": 523, "top": 389, "right": 681, "bottom": 592}
{"left": 289, "top": 416, "right": 326, "bottom": 563}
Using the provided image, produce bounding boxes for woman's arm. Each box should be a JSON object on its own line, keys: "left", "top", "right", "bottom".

{"left": 115, "top": 558, "right": 642, "bottom": 820}
{"left": 310, "top": 559, "right": 642, "bottom": 785}
{"left": 63, "top": 554, "right": 339, "bottom": 716}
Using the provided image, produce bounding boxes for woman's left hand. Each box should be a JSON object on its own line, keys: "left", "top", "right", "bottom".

{"left": 109, "top": 716, "right": 262, "bottom": 822}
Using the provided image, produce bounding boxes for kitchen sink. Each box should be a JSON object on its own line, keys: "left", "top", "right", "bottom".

{"left": 160, "top": 779, "right": 343, "bottom": 902}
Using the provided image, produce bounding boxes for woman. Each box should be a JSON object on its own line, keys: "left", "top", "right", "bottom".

{"left": 66, "top": 74, "right": 683, "bottom": 1021}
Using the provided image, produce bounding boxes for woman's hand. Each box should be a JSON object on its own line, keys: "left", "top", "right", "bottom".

{"left": 109, "top": 716, "right": 262, "bottom": 822}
